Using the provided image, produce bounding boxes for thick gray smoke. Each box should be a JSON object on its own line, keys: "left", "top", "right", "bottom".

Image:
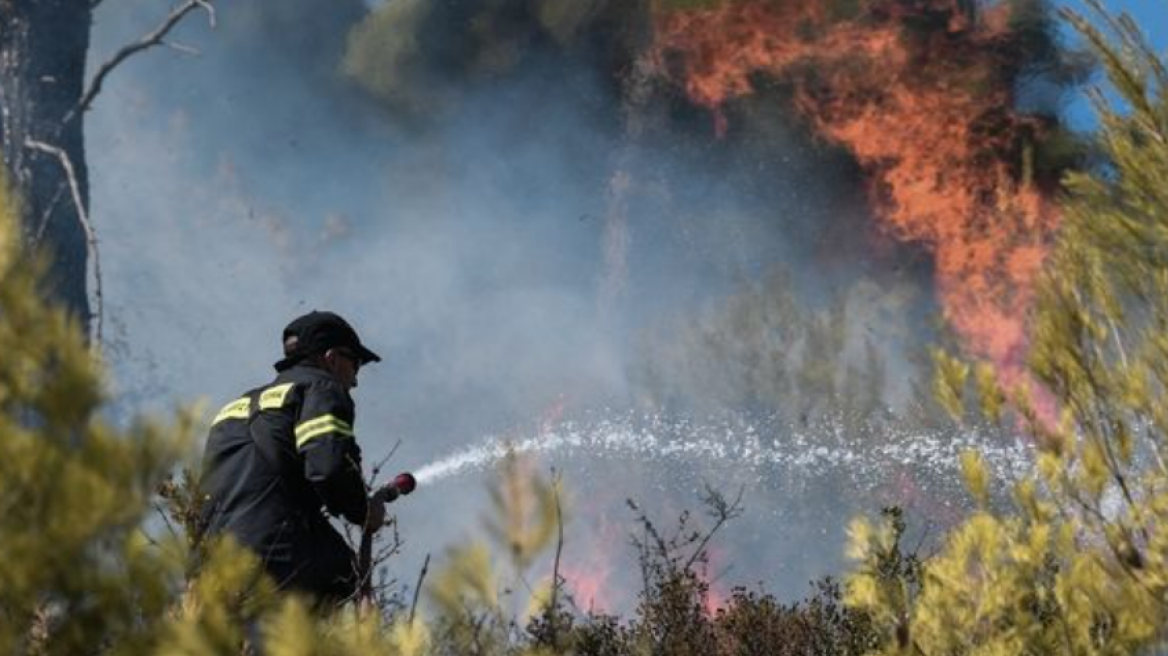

{"left": 88, "top": 0, "right": 952, "bottom": 609}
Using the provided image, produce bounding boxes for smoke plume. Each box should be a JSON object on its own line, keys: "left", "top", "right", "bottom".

{"left": 87, "top": 0, "right": 1079, "bottom": 610}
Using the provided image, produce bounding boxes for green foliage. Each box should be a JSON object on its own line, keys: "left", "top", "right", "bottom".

{"left": 20, "top": 5, "right": 1168, "bottom": 652}
{"left": 931, "top": 347, "right": 971, "bottom": 422}
{"left": 342, "top": 0, "right": 435, "bottom": 112}
{"left": 342, "top": 0, "right": 632, "bottom": 115}
{"left": 0, "top": 174, "right": 437, "bottom": 656}
{"left": 536, "top": 491, "right": 881, "bottom": 656}
{"left": 485, "top": 455, "right": 560, "bottom": 574}
{"left": 0, "top": 178, "right": 187, "bottom": 655}
{"left": 845, "top": 3, "right": 1168, "bottom": 654}
{"left": 423, "top": 453, "right": 566, "bottom": 655}
{"left": 0, "top": 235, "right": 884, "bottom": 656}
{"left": 843, "top": 507, "right": 922, "bottom": 653}
{"left": 411, "top": 463, "right": 884, "bottom": 656}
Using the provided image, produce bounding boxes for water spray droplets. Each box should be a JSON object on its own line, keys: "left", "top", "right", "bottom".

{"left": 414, "top": 413, "right": 1036, "bottom": 492}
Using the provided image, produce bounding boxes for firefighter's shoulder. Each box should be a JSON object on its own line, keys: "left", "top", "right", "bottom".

{"left": 210, "top": 374, "right": 311, "bottom": 427}
{"left": 291, "top": 371, "right": 356, "bottom": 451}
{"left": 210, "top": 384, "right": 264, "bottom": 426}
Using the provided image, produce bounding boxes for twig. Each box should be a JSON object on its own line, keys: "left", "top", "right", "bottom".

{"left": 548, "top": 471, "right": 565, "bottom": 646}
{"left": 165, "top": 41, "right": 202, "bottom": 57}
{"left": 152, "top": 501, "right": 181, "bottom": 542}
{"left": 1107, "top": 313, "right": 1130, "bottom": 370}
{"left": 137, "top": 527, "right": 163, "bottom": 550}
{"left": 684, "top": 484, "right": 744, "bottom": 571}
{"left": 356, "top": 506, "right": 406, "bottom": 615}
{"left": 626, "top": 499, "right": 655, "bottom": 599}
{"left": 912, "top": 519, "right": 933, "bottom": 558}
{"left": 25, "top": 139, "right": 103, "bottom": 346}
{"left": 143, "top": 505, "right": 185, "bottom": 562}
{"left": 409, "top": 553, "right": 431, "bottom": 625}
{"left": 368, "top": 439, "right": 402, "bottom": 487}
{"left": 71, "top": 0, "right": 217, "bottom": 121}
{"left": 356, "top": 517, "right": 380, "bottom": 614}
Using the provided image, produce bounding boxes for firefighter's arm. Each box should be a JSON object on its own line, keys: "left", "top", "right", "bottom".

{"left": 294, "top": 381, "right": 368, "bottom": 525}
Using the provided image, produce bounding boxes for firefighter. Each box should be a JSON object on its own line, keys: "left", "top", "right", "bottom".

{"left": 200, "top": 310, "right": 385, "bottom": 606}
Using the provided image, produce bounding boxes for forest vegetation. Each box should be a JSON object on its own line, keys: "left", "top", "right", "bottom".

{"left": 2, "top": 0, "right": 1168, "bottom": 654}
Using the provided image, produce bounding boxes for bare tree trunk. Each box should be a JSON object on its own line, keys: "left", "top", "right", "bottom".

{"left": 0, "top": 0, "right": 92, "bottom": 325}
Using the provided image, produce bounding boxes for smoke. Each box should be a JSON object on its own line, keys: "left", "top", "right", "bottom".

{"left": 86, "top": 0, "right": 1070, "bottom": 610}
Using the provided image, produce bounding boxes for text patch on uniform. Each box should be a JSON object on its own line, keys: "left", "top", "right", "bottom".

{"left": 212, "top": 397, "right": 251, "bottom": 425}
{"left": 259, "top": 383, "right": 295, "bottom": 410}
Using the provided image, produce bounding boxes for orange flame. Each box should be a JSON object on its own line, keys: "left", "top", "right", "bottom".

{"left": 650, "top": 0, "right": 1061, "bottom": 389}
{"left": 700, "top": 544, "right": 730, "bottom": 616}
{"left": 561, "top": 562, "right": 615, "bottom": 613}
{"left": 560, "top": 510, "right": 625, "bottom": 613}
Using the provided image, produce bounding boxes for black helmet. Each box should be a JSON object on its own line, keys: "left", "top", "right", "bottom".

{"left": 274, "top": 310, "right": 381, "bottom": 372}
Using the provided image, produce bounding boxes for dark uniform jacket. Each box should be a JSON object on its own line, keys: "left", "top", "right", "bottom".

{"left": 200, "top": 362, "right": 369, "bottom": 602}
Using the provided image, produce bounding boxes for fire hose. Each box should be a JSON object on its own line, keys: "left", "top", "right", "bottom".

{"left": 358, "top": 472, "right": 416, "bottom": 608}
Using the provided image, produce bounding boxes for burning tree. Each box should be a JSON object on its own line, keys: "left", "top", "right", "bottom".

{"left": 343, "top": 0, "right": 1087, "bottom": 417}
{"left": 12, "top": 0, "right": 1168, "bottom": 653}
{"left": 649, "top": 0, "right": 1086, "bottom": 394}
{"left": 0, "top": 0, "right": 217, "bottom": 340}
{"left": 847, "top": 3, "right": 1168, "bottom": 653}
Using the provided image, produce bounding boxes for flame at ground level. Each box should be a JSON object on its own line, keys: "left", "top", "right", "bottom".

{"left": 412, "top": 413, "right": 1035, "bottom": 610}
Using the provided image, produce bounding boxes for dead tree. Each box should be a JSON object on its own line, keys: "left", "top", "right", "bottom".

{"left": 0, "top": 0, "right": 92, "bottom": 323}
{"left": 0, "top": 0, "right": 214, "bottom": 342}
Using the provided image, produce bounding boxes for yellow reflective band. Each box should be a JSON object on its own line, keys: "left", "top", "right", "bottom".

{"left": 259, "top": 383, "right": 295, "bottom": 410}
{"left": 212, "top": 397, "right": 251, "bottom": 425}
{"left": 295, "top": 414, "right": 354, "bottom": 449}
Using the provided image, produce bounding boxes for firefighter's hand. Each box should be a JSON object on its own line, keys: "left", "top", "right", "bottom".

{"left": 364, "top": 495, "right": 387, "bottom": 532}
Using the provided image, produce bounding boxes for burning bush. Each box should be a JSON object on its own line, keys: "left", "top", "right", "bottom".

{"left": 5, "top": 2, "right": 1168, "bottom": 654}
{"left": 847, "top": 3, "right": 1168, "bottom": 653}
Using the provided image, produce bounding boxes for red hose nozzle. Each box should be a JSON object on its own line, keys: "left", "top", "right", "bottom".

{"left": 376, "top": 472, "right": 417, "bottom": 505}
{"left": 393, "top": 472, "right": 417, "bottom": 495}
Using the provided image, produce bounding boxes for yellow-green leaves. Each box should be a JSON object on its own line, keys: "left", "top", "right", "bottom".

{"left": 431, "top": 541, "right": 499, "bottom": 614}
{"left": 961, "top": 450, "right": 991, "bottom": 508}
{"left": 0, "top": 170, "right": 582, "bottom": 656}
{"left": 1079, "top": 438, "right": 1111, "bottom": 500}
{"left": 846, "top": 3, "right": 1168, "bottom": 655}
{"left": 0, "top": 176, "right": 20, "bottom": 279}
{"left": 0, "top": 172, "right": 191, "bottom": 656}
{"left": 932, "top": 347, "right": 970, "bottom": 421}
{"left": 974, "top": 362, "right": 1006, "bottom": 424}
{"left": 260, "top": 601, "right": 319, "bottom": 656}
{"left": 422, "top": 453, "right": 567, "bottom": 654}
{"left": 486, "top": 452, "right": 561, "bottom": 572}
{"left": 844, "top": 510, "right": 919, "bottom": 653}
{"left": 386, "top": 616, "right": 431, "bottom": 656}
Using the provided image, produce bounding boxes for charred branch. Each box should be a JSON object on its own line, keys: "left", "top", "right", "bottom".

{"left": 71, "top": 0, "right": 216, "bottom": 121}
{"left": 25, "top": 139, "right": 102, "bottom": 346}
